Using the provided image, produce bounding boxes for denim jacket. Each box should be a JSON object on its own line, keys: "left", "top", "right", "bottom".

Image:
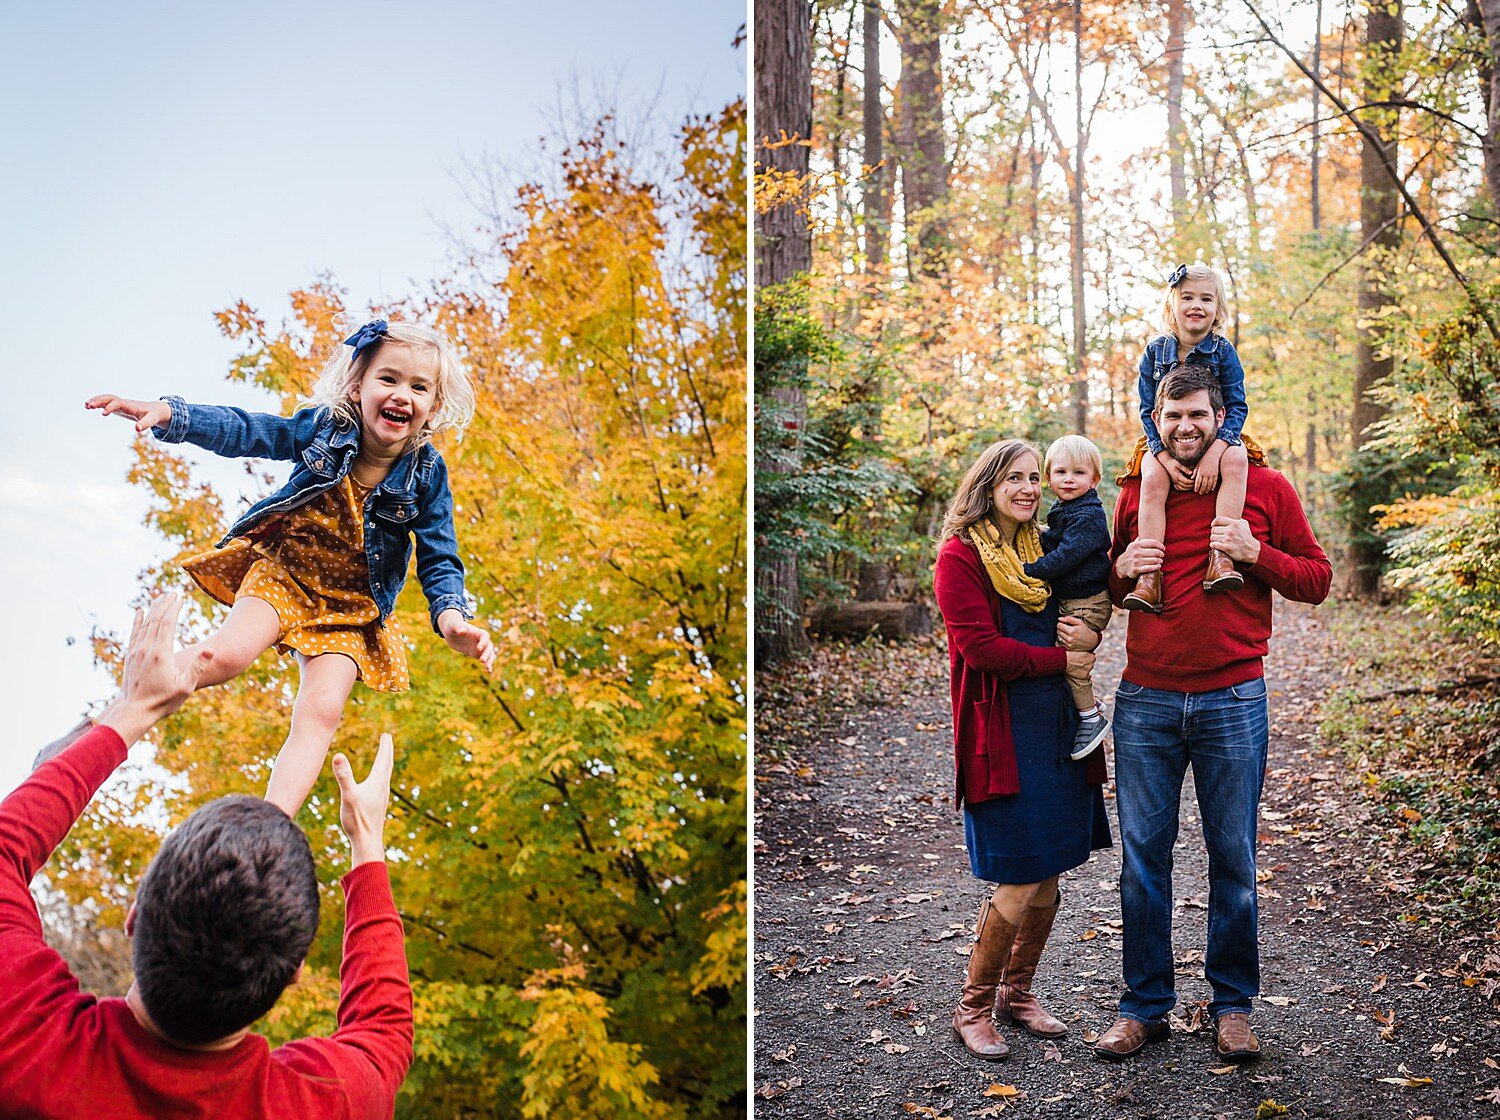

{"left": 1137, "top": 333, "right": 1248, "bottom": 455}
{"left": 153, "top": 396, "right": 471, "bottom": 632}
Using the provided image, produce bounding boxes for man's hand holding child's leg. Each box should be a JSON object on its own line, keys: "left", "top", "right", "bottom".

{"left": 333, "top": 733, "right": 394, "bottom": 867}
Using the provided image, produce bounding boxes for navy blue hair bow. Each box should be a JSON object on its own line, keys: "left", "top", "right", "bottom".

{"left": 1167, "top": 264, "right": 1189, "bottom": 288}
{"left": 343, "top": 319, "right": 389, "bottom": 363}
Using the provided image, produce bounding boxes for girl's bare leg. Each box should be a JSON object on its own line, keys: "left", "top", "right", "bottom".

{"left": 1139, "top": 453, "right": 1170, "bottom": 543}
{"left": 265, "top": 652, "right": 359, "bottom": 817}
{"left": 173, "top": 596, "right": 281, "bottom": 689}
{"left": 1215, "top": 444, "right": 1250, "bottom": 521}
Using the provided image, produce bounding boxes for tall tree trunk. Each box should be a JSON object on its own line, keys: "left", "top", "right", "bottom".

{"left": 864, "top": 0, "right": 886, "bottom": 268}
{"left": 894, "top": 0, "right": 948, "bottom": 279}
{"left": 1470, "top": 0, "right": 1500, "bottom": 230}
{"left": 1166, "top": 0, "right": 1187, "bottom": 226}
{"left": 1307, "top": 0, "right": 1322, "bottom": 471}
{"left": 856, "top": 0, "right": 891, "bottom": 601}
{"left": 1069, "top": 0, "right": 1088, "bottom": 433}
{"left": 1310, "top": 0, "right": 1323, "bottom": 231}
{"left": 1349, "top": 0, "right": 1403, "bottom": 599}
{"left": 755, "top": 0, "right": 814, "bottom": 663}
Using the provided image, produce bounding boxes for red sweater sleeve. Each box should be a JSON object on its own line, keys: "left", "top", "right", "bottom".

{"left": 0, "top": 725, "right": 125, "bottom": 956}
{"left": 273, "top": 863, "right": 414, "bottom": 1117}
{"left": 1246, "top": 474, "right": 1333, "bottom": 604}
{"left": 934, "top": 538, "right": 1068, "bottom": 679}
{"left": 1107, "top": 484, "right": 1140, "bottom": 607}
{"left": 0, "top": 725, "right": 125, "bottom": 1105}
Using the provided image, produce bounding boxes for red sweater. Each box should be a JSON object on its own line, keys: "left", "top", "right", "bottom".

{"left": 934, "top": 536, "right": 1108, "bottom": 807}
{"left": 1108, "top": 466, "right": 1332, "bottom": 691}
{"left": 0, "top": 726, "right": 414, "bottom": 1120}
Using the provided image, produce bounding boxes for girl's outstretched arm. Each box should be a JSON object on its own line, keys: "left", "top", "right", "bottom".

{"left": 85, "top": 394, "right": 173, "bottom": 433}
{"left": 98, "top": 394, "right": 324, "bottom": 460}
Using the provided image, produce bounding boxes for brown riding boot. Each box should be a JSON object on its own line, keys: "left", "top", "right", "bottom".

{"left": 952, "top": 898, "right": 1019, "bottom": 1060}
{"left": 1121, "top": 570, "right": 1164, "bottom": 613}
{"left": 994, "top": 890, "right": 1067, "bottom": 1038}
{"left": 1202, "top": 548, "right": 1244, "bottom": 592}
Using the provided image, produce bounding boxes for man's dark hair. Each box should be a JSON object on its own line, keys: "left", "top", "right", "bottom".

{"left": 132, "top": 795, "right": 319, "bottom": 1045}
{"left": 1156, "top": 363, "right": 1224, "bottom": 415}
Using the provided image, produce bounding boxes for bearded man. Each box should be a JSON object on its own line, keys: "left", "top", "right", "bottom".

{"left": 1093, "top": 364, "right": 1332, "bottom": 1063}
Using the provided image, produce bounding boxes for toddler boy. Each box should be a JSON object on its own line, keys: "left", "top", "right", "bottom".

{"left": 1023, "top": 435, "right": 1114, "bottom": 759}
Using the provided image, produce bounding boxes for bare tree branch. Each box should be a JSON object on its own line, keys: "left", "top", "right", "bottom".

{"left": 1242, "top": 0, "right": 1500, "bottom": 344}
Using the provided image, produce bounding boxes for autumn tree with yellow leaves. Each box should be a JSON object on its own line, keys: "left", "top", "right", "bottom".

{"left": 50, "top": 100, "right": 747, "bottom": 1119}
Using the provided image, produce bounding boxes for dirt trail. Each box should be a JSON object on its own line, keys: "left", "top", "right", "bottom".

{"left": 753, "top": 602, "right": 1500, "bottom": 1119}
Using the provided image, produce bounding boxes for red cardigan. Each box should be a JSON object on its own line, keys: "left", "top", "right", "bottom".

{"left": 934, "top": 535, "right": 1108, "bottom": 808}
{"left": 1107, "top": 465, "right": 1333, "bottom": 691}
{"left": 0, "top": 726, "right": 414, "bottom": 1120}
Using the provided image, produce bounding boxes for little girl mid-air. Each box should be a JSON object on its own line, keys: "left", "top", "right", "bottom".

{"left": 87, "top": 319, "right": 496, "bottom": 816}
{"left": 1121, "top": 264, "right": 1266, "bottom": 613}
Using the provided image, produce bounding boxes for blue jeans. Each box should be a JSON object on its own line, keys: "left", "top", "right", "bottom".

{"left": 1113, "top": 677, "right": 1269, "bottom": 1022}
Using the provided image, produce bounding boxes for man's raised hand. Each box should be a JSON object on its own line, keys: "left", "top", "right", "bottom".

{"left": 96, "top": 594, "right": 214, "bottom": 747}
{"left": 332, "top": 733, "right": 395, "bottom": 867}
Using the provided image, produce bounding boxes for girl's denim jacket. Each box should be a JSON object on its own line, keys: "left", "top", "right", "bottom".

{"left": 152, "top": 397, "right": 471, "bottom": 632}
{"left": 1137, "top": 332, "right": 1248, "bottom": 455}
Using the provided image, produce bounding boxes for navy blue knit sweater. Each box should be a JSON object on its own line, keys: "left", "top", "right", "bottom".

{"left": 1022, "top": 488, "right": 1112, "bottom": 598}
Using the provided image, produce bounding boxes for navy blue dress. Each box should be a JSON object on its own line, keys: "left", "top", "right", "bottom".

{"left": 963, "top": 595, "right": 1112, "bottom": 883}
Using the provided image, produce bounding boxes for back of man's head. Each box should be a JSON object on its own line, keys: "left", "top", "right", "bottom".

{"left": 1157, "top": 364, "right": 1224, "bottom": 414}
{"left": 132, "top": 794, "right": 320, "bottom": 1045}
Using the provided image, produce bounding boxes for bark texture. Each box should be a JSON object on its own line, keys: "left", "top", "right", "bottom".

{"left": 864, "top": 0, "right": 887, "bottom": 268}
{"left": 893, "top": 0, "right": 948, "bottom": 279}
{"left": 1350, "top": 0, "right": 1404, "bottom": 599}
{"left": 756, "top": 0, "right": 815, "bottom": 663}
{"left": 809, "top": 601, "right": 933, "bottom": 640}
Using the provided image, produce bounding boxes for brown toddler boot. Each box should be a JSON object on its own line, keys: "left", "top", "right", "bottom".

{"left": 952, "top": 898, "right": 1019, "bottom": 1060}
{"left": 994, "top": 890, "right": 1068, "bottom": 1038}
{"left": 1203, "top": 548, "right": 1244, "bottom": 592}
{"left": 1122, "top": 570, "right": 1164, "bottom": 613}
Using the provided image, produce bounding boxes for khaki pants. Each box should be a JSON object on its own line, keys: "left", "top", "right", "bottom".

{"left": 1060, "top": 590, "right": 1112, "bottom": 712}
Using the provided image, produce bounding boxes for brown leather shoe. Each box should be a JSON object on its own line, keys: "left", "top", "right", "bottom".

{"left": 1202, "top": 548, "right": 1244, "bottom": 592}
{"left": 952, "top": 899, "right": 1018, "bottom": 1060}
{"left": 1093, "top": 1016, "right": 1169, "bottom": 1060}
{"left": 1122, "top": 570, "right": 1164, "bottom": 613}
{"left": 995, "top": 891, "right": 1066, "bottom": 1038}
{"left": 1213, "top": 1012, "right": 1261, "bottom": 1062}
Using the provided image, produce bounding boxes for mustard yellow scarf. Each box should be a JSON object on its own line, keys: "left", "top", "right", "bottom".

{"left": 968, "top": 516, "right": 1050, "bottom": 613}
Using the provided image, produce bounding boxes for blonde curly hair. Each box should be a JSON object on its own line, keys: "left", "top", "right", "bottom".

{"left": 303, "top": 320, "right": 475, "bottom": 444}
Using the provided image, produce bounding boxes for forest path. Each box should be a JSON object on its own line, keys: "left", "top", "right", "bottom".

{"left": 753, "top": 602, "right": 1500, "bottom": 1119}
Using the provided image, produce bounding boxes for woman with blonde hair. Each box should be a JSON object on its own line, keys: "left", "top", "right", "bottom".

{"left": 933, "top": 438, "right": 1112, "bottom": 1060}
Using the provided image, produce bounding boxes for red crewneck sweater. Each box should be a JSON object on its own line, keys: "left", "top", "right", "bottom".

{"left": 1108, "top": 466, "right": 1332, "bottom": 691}
{"left": 0, "top": 726, "right": 413, "bottom": 1120}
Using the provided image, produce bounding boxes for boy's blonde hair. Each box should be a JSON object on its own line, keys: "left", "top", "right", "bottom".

{"left": 1043, "top": 434, "right": 1102, "bottom": 483}
{"left": 1159, "top": 263, "right": 1229, "bottom": 337}
{"left": 304, "top": 320, "right": 476, "bottom": 444}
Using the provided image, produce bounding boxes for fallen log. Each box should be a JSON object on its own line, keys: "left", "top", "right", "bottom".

{"left": 809, "top": 601, "right": 933, "bottom": 640}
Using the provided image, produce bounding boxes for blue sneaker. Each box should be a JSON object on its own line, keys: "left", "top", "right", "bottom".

{"left": 1070, "top": 714, "right": 1110, "bottom": 761}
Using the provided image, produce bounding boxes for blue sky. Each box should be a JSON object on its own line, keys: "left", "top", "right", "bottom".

{"left": 0, "top": 2, "right": 744, "bottom": 795}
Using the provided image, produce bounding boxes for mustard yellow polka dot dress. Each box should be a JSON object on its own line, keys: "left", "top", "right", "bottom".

{"left": 181, "top": 475, "right": 409, "bottom": 691}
